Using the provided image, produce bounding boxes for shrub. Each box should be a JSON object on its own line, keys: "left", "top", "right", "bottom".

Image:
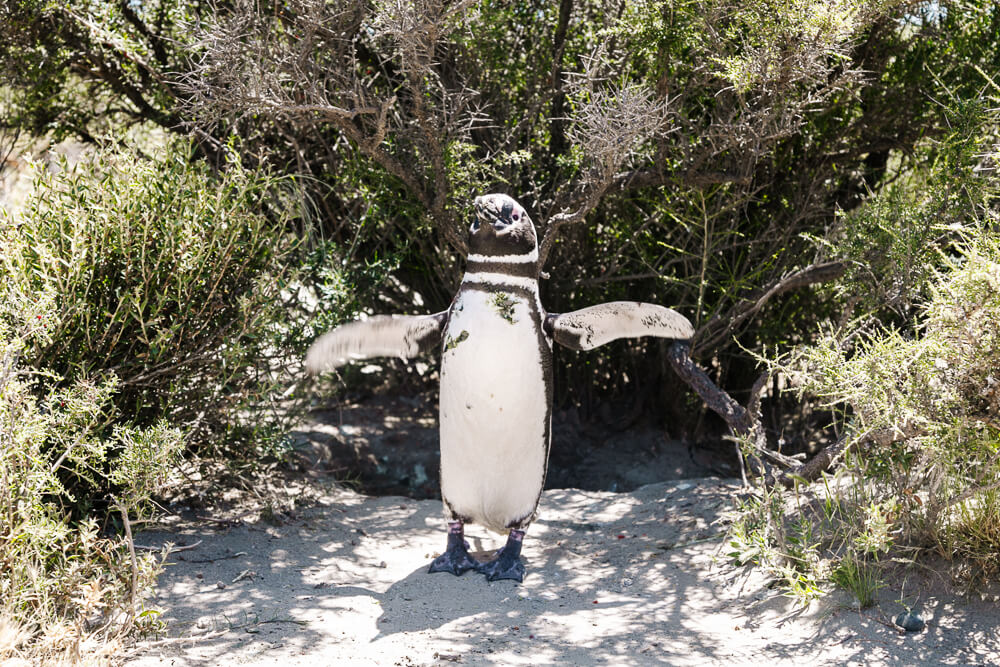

{"left": 729, "top": 107, "right": 1000, "bottom": 600}
{"left": 2, "top": 142, "right": 303, "bottom": 457}
{"left": 0, "top": 279, "right": 183, "bottom": 664}
{"left": 0, "top": 139, "right": 332, "bottom": 657}
{"left": 801, "top": 237, "right": 1000, "bottom": 577}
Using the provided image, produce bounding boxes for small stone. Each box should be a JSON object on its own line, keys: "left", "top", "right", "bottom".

{"left": 216, "top": 581, "right": 226, "bottom": 589}
{"left": 83, "top": 611, "right": 105, "bottom": 630}
{"left": 895, "top": 611, "right": 925, "bottom": 632}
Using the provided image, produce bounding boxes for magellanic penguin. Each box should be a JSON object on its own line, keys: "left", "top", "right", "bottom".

{"left": 306, "top": 193, "right": 694, "bottom": 582}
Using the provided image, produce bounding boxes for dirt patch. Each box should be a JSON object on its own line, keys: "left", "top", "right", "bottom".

{"left": 126, "top": 476, "right": 999, "bottom": 666}
{"left": 289, "top": 392, "right": 731, "bottom": 498}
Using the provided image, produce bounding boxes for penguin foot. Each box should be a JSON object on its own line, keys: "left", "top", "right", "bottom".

{"left": 428, "top": 523, "right": 478, "bottom": 576}
{"left": 476, "top": 529, "right": 525, "bottom": 582}
{"left": 476, "top": 550, "right": 525, "bottom": 582}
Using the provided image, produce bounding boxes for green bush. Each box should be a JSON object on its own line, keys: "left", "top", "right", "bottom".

{"left": 0, "top": 279, "right": 182, "bottom": 664}
{"left": 729, "top": 108, "right": 1000, "bottom": 600}
{"left": 5, "top": 0, "right": 1000, "bottom": 419}
{"left": 2, "top": 142, "right": 303, "bottom": 456}
{"left": 800, "top": 237, "right": 1000, "bottom": 576}
{"left": 0, "top": 138, "right": 331, "bottom": 659}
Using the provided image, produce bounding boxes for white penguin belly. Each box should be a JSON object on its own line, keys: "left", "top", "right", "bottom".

{"left": 439, "top": 288, "right": 549, "bottom": 534}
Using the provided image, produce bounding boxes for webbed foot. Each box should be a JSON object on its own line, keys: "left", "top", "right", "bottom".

{"left": 428, "top": 521, "right": 478, "bottom": 576}
{"left": 476, "top": 529, "right": 525, "bottom": 582}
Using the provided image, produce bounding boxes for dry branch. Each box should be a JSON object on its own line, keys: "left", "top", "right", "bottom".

{"left": 773, "top": 421, "right": 922, "bottom": 488}
{"left": 666, "top": 342, "right": 926, "bottom": 488}
{"left": 538, "top": 79, "right": 666, "bottom": 268}
{"left": 696, "top": 261, "right": 847, "bottom": 353}
{"left": 667, "top": 342, "right": 772, "bottom": 485}
{"left": 116, "top": 501, "right": 139, "bottom": 634}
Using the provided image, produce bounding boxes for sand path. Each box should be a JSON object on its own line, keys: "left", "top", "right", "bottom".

{"left": 125, "top": 477, "right": 998, "bottom": 666}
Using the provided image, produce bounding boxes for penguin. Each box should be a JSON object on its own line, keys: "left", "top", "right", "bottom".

{"left": 306, "top": 193, "right": 693, "bottom": 582}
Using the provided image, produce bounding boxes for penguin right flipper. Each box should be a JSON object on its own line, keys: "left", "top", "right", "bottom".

{"left": 305, "top": 312, "right": 448, "bottom": 374}
{"left": 544, "top": 301, "right": 694, "bottom": 351}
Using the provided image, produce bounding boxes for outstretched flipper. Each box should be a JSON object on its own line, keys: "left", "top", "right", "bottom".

{"left": 306, "top": 312, "right": 448, "bottom": 374}
{"left": 544, "top": 301, "right": 693, "bottom": 351}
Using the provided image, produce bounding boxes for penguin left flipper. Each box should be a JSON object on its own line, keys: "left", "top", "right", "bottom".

{"left": 306, "top": 312, "right": 448, "bottom": 374}
{"left": 544, "top": 301, "right": 694, "bottom": 351}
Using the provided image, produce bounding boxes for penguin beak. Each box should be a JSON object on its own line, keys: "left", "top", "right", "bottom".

{"left": 473, "top": 195, "right": 513, "bottom": 233}
{"left": 471, "top": 215, "right": 495, "bottom": 237}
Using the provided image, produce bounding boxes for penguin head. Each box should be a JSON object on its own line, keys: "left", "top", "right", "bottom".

{"left": 469, "top": 194, "right": 537, "bottom": 257}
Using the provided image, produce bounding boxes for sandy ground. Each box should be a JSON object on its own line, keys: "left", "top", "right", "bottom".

{"left": 125, "top": 476, "right": 1000, "bottom": 666}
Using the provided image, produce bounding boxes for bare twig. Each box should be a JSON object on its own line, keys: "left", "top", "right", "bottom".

{"left": 116, "top": 501, "right": 139, "bottom": 633}
{"left": 773, "top": 422, "right": 922, "bottom": 488}
{"left": 539, "top": 192, "right": 603, "bottom": 268}
{"left": 131, "top": 630, "right": 228, "bottom": 648}
{"left": 697, "top": 261, "right": 847, "bottom": 353}
{"left": 184, "top": 551, "right": 248, "bottom": 564}
{"left": 134, "top": 539, "right": 203, "bottom": 552}
{"left": 539, "top": 79, "right": 666, "bottom": 268}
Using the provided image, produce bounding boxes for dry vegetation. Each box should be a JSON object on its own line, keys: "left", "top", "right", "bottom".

{"left": 0, "top": 0, "right": 999, "bottom": 660}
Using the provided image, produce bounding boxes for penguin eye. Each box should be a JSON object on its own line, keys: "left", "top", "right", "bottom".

{"left": 512, "top": 212, "right": 520, "bottom": 221}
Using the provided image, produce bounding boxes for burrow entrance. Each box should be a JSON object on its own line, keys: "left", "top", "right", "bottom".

{"left": 291, "top": 391, "right": 737, "bottom": 499}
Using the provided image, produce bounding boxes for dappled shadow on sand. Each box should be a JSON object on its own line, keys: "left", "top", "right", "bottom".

{"left": 128, "top": 479, "right": 1000, "bottom": 666}
{"left": 290, "top": 394, "right": 719, "bottom": 501}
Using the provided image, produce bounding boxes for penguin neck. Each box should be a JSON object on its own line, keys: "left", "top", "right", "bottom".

{"left": 462, "top": 250, "right": 538, "bottom": 295}
{"left": 464, "top": 249, "right": 539, "bottom": 282}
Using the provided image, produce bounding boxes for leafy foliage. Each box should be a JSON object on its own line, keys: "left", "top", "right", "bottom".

{"left": 0, "top": 278, "right": 181, "bottom": 664}
{"left": 6, "top": 1, "right": 999, "bottom": 423}
{"left": 3, "top": 142, "right": 303, "bottom": 454}
{"left": 729, "top": 106, "right": 1000, "bottom": 597}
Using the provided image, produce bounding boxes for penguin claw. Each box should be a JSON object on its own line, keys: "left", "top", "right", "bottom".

{"left": 477, "top": 555, "right": 525, "bottom": 582}
{"left": 428, "top": 533, "right": 478, "bottom": 576}
{"left": 428, "top": 549, "right": 478, "bottom": 576}
{"left": 476, "top": 548, "right": 525, "bottom": 582}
